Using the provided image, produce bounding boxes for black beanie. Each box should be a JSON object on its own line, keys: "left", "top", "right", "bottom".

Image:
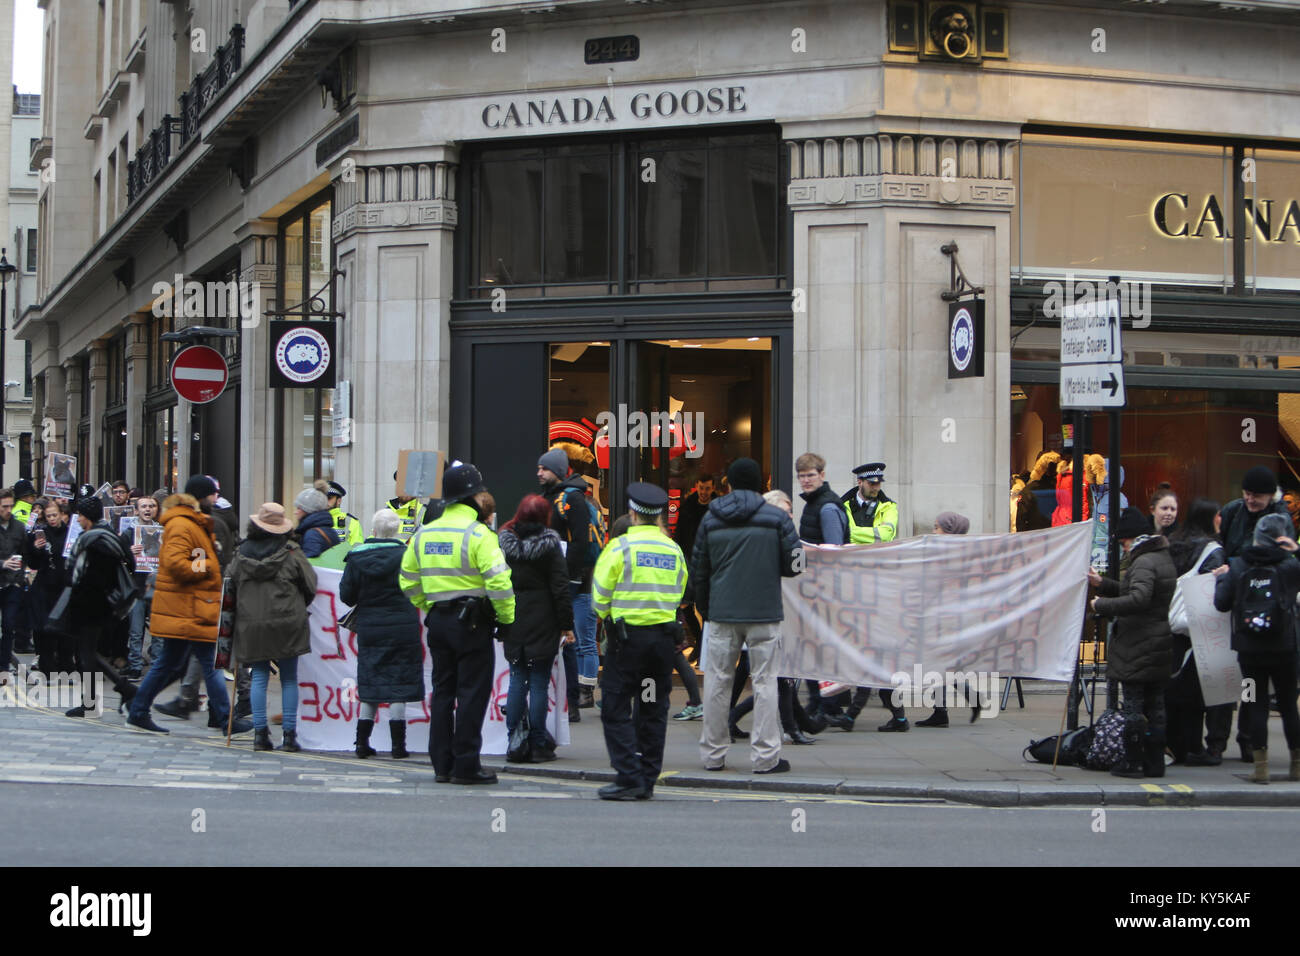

{"left": 185, "top": 474, "right": 219, "bottom": 499}
{"left": 727, "top": 458, "right": 762, "bottom": 493}
{"left": 74, "top": 497, "right": 103, "bottom": 522}
{"left": 1114, "top": 506, "right": 1149, "bottom": 539}
{"left": 1242, "top": 466, "right": 1277, "bottom": 496}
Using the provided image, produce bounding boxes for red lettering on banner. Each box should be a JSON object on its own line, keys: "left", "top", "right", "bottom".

{"left": 322, "top": 685, "right": 340, "bottom": 720}
{"left": 488, "top": 668, "right": 510, "bottom": 722}
{"left": 409, "top": 695, "right": 430, "bottom": 725}
{"left": 317, "top": 590, "right": 357, "bottom": 659}
{"left": 300, "top": 682, "right": 321, "bottom": 722}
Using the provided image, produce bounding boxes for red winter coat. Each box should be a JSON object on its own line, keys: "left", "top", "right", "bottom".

{"left": 1051, "top": 469, "right": 1090, "bottom": 526}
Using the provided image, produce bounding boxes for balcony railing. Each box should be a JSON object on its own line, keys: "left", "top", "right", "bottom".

{"left": 126, "top": 23, "right": 245, "bottom": 208}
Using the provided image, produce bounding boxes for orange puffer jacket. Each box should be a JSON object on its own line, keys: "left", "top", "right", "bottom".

{"left": 150, "top": 494, "right": 223, "bottom": 642}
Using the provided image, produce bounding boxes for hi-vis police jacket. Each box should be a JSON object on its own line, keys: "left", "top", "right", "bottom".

{"left": 388, "top": 498, "right": 423, "bottom": 539}
{"left": 399, "top": 502, "right": 515, "bottom": 624}
{"left": 591, "top": 524, "right": 687, "bottom": 626}
{"left": 330, "top": 507, "right": 364, "bottom": 547}
{"left": 843, "top": 493, "right": 898, "bottom": 545}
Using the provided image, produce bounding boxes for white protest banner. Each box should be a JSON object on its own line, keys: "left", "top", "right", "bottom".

{"left": 1180, "top": 571, "right": 1241, "bottom": 707}
{"left": 779, "top": 523, "right": 1092, "bottom": 695}
{"left": 294, "top": 566, "right": 571, "bottom": 753}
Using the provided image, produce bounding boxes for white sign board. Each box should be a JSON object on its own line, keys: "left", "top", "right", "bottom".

{"left": 1060, "top": 297, "right": 1122, "bottom": 365}
{"left": 1061, "top": 362, "right": 1126, "bottom": 409}
{"left": 1180, "top": 572, "right": 1243, "bottom": 708}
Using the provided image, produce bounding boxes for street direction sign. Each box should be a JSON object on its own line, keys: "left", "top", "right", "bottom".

{"left": 1060, "top": 297, "right": 1121, "bottom": 365}
{"left": 1061, "top": 362, "right": 1125, "bottom": 408}
{"left": 170, "top": 345, "right": 229, "bottom": 404}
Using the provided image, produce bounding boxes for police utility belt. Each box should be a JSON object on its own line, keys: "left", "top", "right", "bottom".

{"left": 605, "top": 616, "right": 682, "bottom": 653}
{"left": 431, "top": 595, "right": 495, "bottom": 626}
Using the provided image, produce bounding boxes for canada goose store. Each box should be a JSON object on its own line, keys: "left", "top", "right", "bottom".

{"left": 1008, "top": 131, "right": 1300, "bottom": 518}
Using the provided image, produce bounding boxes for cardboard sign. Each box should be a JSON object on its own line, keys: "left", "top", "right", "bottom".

{"left": 395, "top": 450, "right": 445, "bottom": 499}
{"left": 136, "top": 525, "right": 163, "bottom": 573}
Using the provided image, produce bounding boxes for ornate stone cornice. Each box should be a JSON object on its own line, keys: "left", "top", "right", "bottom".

{"left": 786, "top": 134, "right": 1017, "bottom": 210}
{"left": 332, "top": 161, "right": 459, "bottom": 238}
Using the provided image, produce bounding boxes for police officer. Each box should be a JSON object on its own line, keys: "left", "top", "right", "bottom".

{"left": 400, "top": 463, "right": 514, "bottom": 785}
{"left": 838, "top": 461, "right": 907, "bottom": 731}
{"left": 842, "top": 462, "right": 899, "bottom": 545}
{"left": 593, "top": 482, "right": 688, "bottom": 801}
{"left": 322, "top": 480, "right": 363, "bottom": 547}
{"left": 388, "top": 471, "right": 424, "bottom": 539}
{"left": 12, "top": 479, "right": 37, "bottom": 528}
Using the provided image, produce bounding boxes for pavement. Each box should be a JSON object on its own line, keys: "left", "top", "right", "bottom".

{"left": 3, "top": 656, "right": 1299, "bottom": 808}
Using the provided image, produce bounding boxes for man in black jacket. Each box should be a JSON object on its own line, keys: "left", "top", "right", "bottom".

{"left": 538, "top": 447, "right": 598, "bottom": 716}
{"left": 1208, "top": 466, "right": 1297, "bottom": 761}
{"left": 65, "top": 495, "right": 137, "bottom": 717}
{"left": 694, "top": 458, "right": 802, "bottom": 774}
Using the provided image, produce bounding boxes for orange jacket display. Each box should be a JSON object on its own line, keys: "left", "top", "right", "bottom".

{"left": 150, "top": 493, "right": 223, "bottom": 643}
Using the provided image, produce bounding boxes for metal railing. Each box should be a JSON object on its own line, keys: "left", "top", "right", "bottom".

{"left": 126, "top": 24, "right": 245, "bottom": 207}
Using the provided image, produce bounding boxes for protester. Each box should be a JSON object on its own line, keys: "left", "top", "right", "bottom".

{"left": 1211, "top": 466, "right": 1295, "bottom": 763}
{"left": 25, "top": 499, "right": 71, "bottom": 675}
{"left": 63, "top": 491, "right": 139, "bottom": 717}
{"left": 339, "top": 508, "right": 423, "bottom": 760}
{"left": 498, "top": 494, "right": 574, "bottom": 763}
{"left": 537, "top": 446, "right": 599, "bottom": 717}
{"left": 1211, "top": 512, "right": 1300, "bottom": 784}
{"left": 0, "top": 488, "right": 29, "bottom": 675}
{"left": 693, "top": 459, "right": 802, "bottom": 774}
{"left": 1149, "top": 484, "right": 1178, "bottom": 536}
{"left": 401, "top": 463, "right": 515, "bottom": 785}
{"left": 156, "top": 475, "right": 249, "bottom": 723}
{"left": 110, "top": 481, "right": 130, "bottom": 507}
{"left": 1088, "top": 506, "right": 1177, "bottom": 778}
{"left": 795, "top": 453, "right": 847, "bottom": 717}
{"left": 128, "top": 491, "right": 252, "bottom": 735}
{"left": 226, "top": 502, "right": 318, "bottom": 752}
{"left": 673, "top": 473, "right": 715, "bottom": 664}
{"left": 728, "top": 489, "right": 824, "bottom": 744}
{"left": 293, "top": 486, "right": 341, "bottom": 558}
{"left": 916, "top": 511, "right": 974, "bottom": 728}
{"left": 1164, "top": 498, "right": 1224, "bottom": 765}
{"left": 121, "top": 494, "right": 161, "bottom": 679}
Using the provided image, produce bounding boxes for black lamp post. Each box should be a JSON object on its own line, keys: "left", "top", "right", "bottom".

{"left": 0, "top": 250, "right": 18, "bottom": 483}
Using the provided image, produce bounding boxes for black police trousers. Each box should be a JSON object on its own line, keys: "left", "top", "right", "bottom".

{"left": 600, "top": 622, "right": 675, "bottom": 790}
{"left": 426, "top": 605, "right": 494, "bottom": 778}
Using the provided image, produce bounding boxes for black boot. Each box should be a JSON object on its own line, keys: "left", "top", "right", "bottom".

{"left": 789, "top": 729, "right": 817, "bottom": 745}
{"left": 1142, "top": 730, "right": 1166, "bottom": 778}
{"left": 253, "top": 728, "right": 274, "bottom": 752}
{"left": 1111, "top": 716, "right": 1147, "bottom": 778}
{"left": 355, "top": 719, "right": 376, "bottom": 758}
{"left": 280, "top": 730, "right": 301, "bottom": 753}
{"left": 389, "top": 721, "right": 409, "bottom": 759}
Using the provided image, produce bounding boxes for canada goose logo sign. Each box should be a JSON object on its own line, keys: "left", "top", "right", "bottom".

{"left": 950, "top": 306, "right": 974, "bottom": 372}
{"left": 275, "top": 326, "right": 331, "bottom": 384}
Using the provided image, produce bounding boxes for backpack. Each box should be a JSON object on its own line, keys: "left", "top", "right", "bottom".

{"left": 1084, "top": 709, "right": 1128, "bottom": 770}
{"left": 1024, "top": 724, "right": 1094, "bottom": 766}
{"left": 583, "top": 497, "right": 607, "bottom": 565}
{"left": 1234, "top": 561, "right": 1289, "bottom": 644}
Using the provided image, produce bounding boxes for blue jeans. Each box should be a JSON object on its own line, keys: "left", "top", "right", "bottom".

{"left": 126, "top": 598, "right": 149, "bottom": 672}
{"left": 131, "top": 638, "right": 230, "bottom": 723}
{"left": 570, "top": 583, "right": 599, "bottom": 685}
{"left": 506, "top": 656, "right": 554, "bottom": 747}
{"left": 250, "top": 658, "right": 301, "bottom": 731}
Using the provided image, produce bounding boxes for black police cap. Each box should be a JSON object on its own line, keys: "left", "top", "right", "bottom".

{"left": 627, "top": 481, "right": 668, "bottom": 514}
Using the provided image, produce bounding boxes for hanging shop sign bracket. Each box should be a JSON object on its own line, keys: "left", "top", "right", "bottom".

{"left": 939, "top": 241, "right": 984, "bottom": 302}
{"left": 263, "top": 268, "right": 347, "bottom": 321}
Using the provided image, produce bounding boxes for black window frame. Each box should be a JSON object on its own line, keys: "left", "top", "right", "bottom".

{"left": 459, "top": 124, "right": 790, "bottom": 301}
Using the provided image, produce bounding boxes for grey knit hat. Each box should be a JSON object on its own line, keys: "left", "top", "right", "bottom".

{"left": 538, "top": 447, "right": 570, "bottom": 479}
{"left": 294, "top": 487, "right": 330, "bottom": 514}
{"left": 1254, "top": 513, "right": 1291, "bottom": 546}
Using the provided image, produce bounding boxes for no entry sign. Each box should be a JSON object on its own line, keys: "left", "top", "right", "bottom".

{"left": 170, "top": 345, "right": 229, "bottom": 404}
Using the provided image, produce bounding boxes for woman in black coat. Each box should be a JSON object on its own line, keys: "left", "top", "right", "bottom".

{"left": 339, "top": 509, "right": 423, "bottom": 759}
{"left": 1088, "top": 506, "right": 1177, "bottom": 779}
{"left": 499, "top": 494, "right": 574, "bottom": 763}
{"left": 24, "top": 498, "right": 71, "bottom": 674}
